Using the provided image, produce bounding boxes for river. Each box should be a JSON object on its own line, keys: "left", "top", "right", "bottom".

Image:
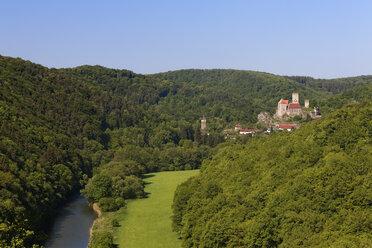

{"left": 45, "top": 194, "right": 96, "bottom": 248}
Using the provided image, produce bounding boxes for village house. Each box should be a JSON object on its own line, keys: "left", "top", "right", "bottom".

{"left": 232, "top": 124, "right": 257, "bottom": 136}
{"left": 239, "top": 129, "right": 256, "bottom": 135}
{"left": 278, "top": 124, "right": 294, "bottom": 131}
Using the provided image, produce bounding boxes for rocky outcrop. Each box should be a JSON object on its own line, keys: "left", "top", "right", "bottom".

{"left": 257, "top": 112, "right": 274, "bottom": 126}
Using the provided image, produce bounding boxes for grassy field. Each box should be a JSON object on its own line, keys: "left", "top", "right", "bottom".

{"left": 114, "top": 170, "right": 200, "bottom": 248}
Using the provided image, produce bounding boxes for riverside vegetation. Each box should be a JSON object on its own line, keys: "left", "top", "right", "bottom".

{"left": 0, "top": 55, "right": 371, "bottom": 247}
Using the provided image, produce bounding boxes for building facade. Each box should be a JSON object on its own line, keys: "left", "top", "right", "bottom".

{"left": 275, "top": 93, "right": 304, "bottom": 118}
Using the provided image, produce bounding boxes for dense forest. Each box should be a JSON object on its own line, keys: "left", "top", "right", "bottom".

{"left": 0, "top": 56, "right": 223, "bottom": 247}
{"left": 285, "top": 75, "right": 372, "bottom": 94}
{"left": 172, "top": 101, "right": 372, "bottom": 247}
{"left": 152, "top": 69, "right": 330, "bottom": 125}
{"left": 0, "top": 55, "right": 371, "bottom": 247}
{"left": 317, "top": 83, "right": 372, "bottom": 114}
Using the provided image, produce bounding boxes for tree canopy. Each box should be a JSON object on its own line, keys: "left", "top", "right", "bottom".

{"left": 172, "top": 101, "right": 372, "bottom": 247}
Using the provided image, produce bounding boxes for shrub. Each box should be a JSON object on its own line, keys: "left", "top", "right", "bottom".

{"left": 91, "top": 232, "right": 114, "bottom": 248}
{"left": 98, "top": 197, "right": 125, "bottom": 212}
{"left": 111, "top": 219, "right": 120, "bottom": 227}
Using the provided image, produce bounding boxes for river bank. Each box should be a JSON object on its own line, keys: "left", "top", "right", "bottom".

{"left": 88, "top": 203, "right": 102, "bottom": 247}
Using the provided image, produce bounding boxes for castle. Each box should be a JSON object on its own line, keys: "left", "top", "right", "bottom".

{"left": 275, "top": 93, "right": 310, "bottom": 119}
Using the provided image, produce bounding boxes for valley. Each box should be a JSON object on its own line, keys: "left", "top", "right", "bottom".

{"left": 2, "top": 2, "right": 372, "bottom": 247}
{"left": 0, "top": 55, "right": 371, "bottom": 247}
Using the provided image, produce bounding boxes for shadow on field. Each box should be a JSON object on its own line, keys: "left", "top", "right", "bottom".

{"left": 142, "top": 174, "right": 155, "bottom": 179}
{"left": 144, "top": 191, "right": 151, "bottom": 198}
{"left": 141, "top": 174, "right": 155, "bottom": 198}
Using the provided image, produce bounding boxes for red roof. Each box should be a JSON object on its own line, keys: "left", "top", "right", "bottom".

{"left": 279, "top": 124, "right": 293, "bottom": 129}
{"left": 288, "top": 103, "right": 301, "bottom": 109}
{"left": 280, "top": 99, "right": 289, "bottom": 104}
{"left": 240, "top": 129, "right": 256, "bottom": 132}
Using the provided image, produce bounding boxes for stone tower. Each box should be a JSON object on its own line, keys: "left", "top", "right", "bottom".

{"left": 277, "top": 99, "right": 288, "bottom": 118}
{"left": 201, "top": 116, "right": 206, "bottom": 131}
{"left": 305, "top": 99, "right": 309, "bottom": 108}
{"left": 292, "top": 93, "right": 299, "bottom": 104}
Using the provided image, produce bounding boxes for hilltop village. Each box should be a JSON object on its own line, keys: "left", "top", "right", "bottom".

{"left": 210, "top": 93, "right": 322, "bottom": 138}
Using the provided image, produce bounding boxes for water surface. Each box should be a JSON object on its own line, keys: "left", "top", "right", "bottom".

{"left": 45, "top": 194, "right": 96, "bottom": 248}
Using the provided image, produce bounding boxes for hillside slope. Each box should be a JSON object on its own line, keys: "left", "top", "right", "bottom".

{"left": 173, "top": 101, "right": 372, "bottom": 247}
{"left": 286, "top": 75, "right": 372, "bottom": 94}
{"left": 152, "top": 69, "right": 331, "bottom": 125}
{"left": 318, "top": 83, "right": 372, "bottom": 114}
{"left": 0, "top": 56, "right": 136, "bottom": 247}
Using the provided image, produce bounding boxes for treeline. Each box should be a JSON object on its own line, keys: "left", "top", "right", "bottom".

{"left": 172, "top": 101, "right": 372, "bottom": 247}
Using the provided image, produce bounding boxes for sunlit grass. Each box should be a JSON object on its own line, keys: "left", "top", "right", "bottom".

{"left": 114, "top": 170, "right": 199, "bottom": 248}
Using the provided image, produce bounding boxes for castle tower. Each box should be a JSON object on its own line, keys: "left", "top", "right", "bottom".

{"left": 305, "top": 99, "right": 309, "bottom": 108}
{"left": 201, "top": 116, "right": 206, "bottom": 130}
{"left": 292, "top": 93, "right": 299, "bottom": 104}
{"left": 276, "top": 99, "right": 289, "bottom": 118}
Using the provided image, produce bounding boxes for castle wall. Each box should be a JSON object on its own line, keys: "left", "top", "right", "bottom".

{"left": 287, "top": 108, "right": 302, "bottom": 117}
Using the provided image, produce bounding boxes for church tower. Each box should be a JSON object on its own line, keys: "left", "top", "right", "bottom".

{"left": 201, "top": 116, "right": 206, "bottom": 130}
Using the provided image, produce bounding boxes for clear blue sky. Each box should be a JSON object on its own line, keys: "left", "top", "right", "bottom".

{"left": 1, "top": 0, "right": 371, "bottom": 78}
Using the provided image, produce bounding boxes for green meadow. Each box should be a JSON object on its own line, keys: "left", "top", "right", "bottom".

{"left": 114, "top": 170, "right": 199, "bottom": 248}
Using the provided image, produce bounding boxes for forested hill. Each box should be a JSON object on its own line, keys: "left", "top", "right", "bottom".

{"left": 45, "top": 66, "right": 372, "bottom": 127}
{"left": 0, "top": 55, "right": 371, "bottom": 247}
{"left": 153, "top": 69, "right": 372, "bottom": 124}
{"left": 0, "top": 56, "right": 140, "bottom": 247}
{"left": 153, "top": 69, "right": 326, "bottom": 100}
{"left": 152, "top": 69, "right": 330, "bottom": 123}
{"left": 0, "top": 55, "right": 224, "bottom": 247}
{"left": 285, "top": 75, "right": 372, "bottom": 94}
{"left": 172, "top": 101, "right": 372, "bottom": 248}
{"left": 318, "top": 83, "right": 372, "bottom": 114}
{"left": 61, "top": 67, "right": 322, "bottom": 127}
